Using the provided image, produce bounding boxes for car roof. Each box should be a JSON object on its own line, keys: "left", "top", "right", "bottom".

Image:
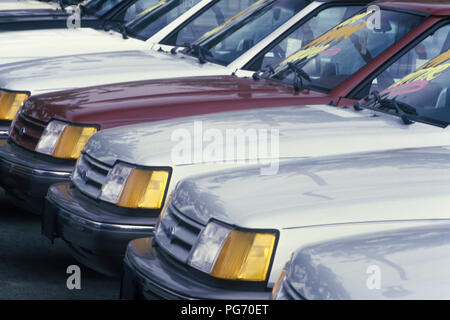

{"left": 375, "top": 0, "right": 450, "bottom": 16}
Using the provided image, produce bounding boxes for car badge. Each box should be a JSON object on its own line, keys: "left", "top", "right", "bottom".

{"left": 19, "top": 127, "right": 26, "bottom": 137}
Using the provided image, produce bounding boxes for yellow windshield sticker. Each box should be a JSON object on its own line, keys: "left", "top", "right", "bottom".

{"left": 418, "top": 49, "right": 450, "bottom": 70}
{"left": 197, "top": 0, "right": 268, "bottom": 42}
{"left": 382, "top": 50, "right": 450, "bottom": 97}
{"left": 135, "top": 0, "right": 167, "bottom": 19}
{"left": 280, "top": 11, "right": 372, "bottom": 66}
{"left": 389, "top": 50, "right": 450, "bottom": 88}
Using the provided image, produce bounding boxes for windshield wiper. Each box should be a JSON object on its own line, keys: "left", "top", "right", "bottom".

{"left": 185, "top": 43, "right": 213, "bottom": 64}
{"left": 252, "top": 64, "right": 275, "bottom": 81}
{"left": 287, "top": 62, "right": 311, "bottom": 92}
{"left": 357, "top": 91, "right": 417, "bottom": 125}
{"left": 119, "top": 25, "right": 129, "bottom": 39}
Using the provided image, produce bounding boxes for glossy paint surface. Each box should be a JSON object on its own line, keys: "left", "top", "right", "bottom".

{"left": 21, "top": 76, "right": 327, "bottom": 126}
{"left": 84, "top": 107, "right": 450, "bottom": 284}
{"left": 0, "top": 50, "right": 231, "bottom": 95}
{"left": 0, "top": 1, "right": 60, "bottom": 11}
{"left": 284, "top": 223, "right": 450, "bottom": 299}
{"left": 0, "top": 28, "right": 148, "bottom": 64}
{"left": 167, "top": 146, "right": 450, "bottom": 284}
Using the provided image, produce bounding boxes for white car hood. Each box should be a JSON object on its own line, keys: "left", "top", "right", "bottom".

{"left": 0, "top": 0, "right": 59, "bottom": 10}
{"left": 0, "top": 49, "right": 230, "bottom": 94}
{"left": 0, "top": 28, "right": 148, "bottom": 65}
{"left": 85, "top": 105, "right": 450, "bottom": 167}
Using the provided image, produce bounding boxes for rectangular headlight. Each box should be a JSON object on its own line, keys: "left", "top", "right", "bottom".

{"left": 0, "top": 90, "right": 29, "bottom": 121}
{"left": 99, "top": 163, "right": 134, "bottom": 204}
{"left": 188, "top": 222, "right": 232, "bottom": 274}
{"left": 99, "top": 163, "right": 171, "bottom": 210}
{"left": 35, "top": 120, "right": 98, "bottom": 159}
{"left": 188, "top": 221, "right": 277, "bottom": 282}
{"left": 35, "top": 120, "right": 67, "bottom": 155}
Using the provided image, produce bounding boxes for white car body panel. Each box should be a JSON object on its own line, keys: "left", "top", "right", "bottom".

{"left": 0, "top": 0, "right": 59, "bottom": 11}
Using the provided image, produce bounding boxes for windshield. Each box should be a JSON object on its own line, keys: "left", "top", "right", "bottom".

{"left": 160, "top": 0, "right": 261, "bottom": 47}
{"left": 381, "top": 50, "right": 450, "bottom": 127}
{"left": 81, "top": 0, "right": 122, "bottom": 16}
{"left": 270, "top": 9, "right": 425, "bottom": 92}
{"left": 112, "top": 0, "right": 161, "bottom": 22}
{"left": 191, "top": 0, "right": 310, "bottom": 66}
{"left": 125, "top": 0, "right": 204, "bottom": 41}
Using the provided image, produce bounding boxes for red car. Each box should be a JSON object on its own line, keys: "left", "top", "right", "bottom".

{"left": 0, "top": 0, "right": 448, "bottom": 217}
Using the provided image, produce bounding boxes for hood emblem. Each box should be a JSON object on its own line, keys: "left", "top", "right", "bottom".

{"left": 19, "top": 127, "right": 26, "bottom": 137}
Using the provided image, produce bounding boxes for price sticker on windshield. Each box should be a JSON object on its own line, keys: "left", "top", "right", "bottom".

{"left": 382, "top": 50, "right": 450, "bottom": 97}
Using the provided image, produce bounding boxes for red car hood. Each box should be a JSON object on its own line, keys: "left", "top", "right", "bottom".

{"left": 21, "top": 76, "right": 330, "bottom": 129}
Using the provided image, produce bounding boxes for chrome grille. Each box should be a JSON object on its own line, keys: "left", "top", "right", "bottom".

{"left": 72, "top": 153, "right": 112, "bottom": 199}
{"left": 155, "top": 203, "right": 203, "bottom": 264}
{"left": 10, "top": 112, "right": 46, "bottom": 151}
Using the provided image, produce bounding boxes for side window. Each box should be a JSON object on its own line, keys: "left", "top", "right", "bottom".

{"left": 173, "top": 0, "right": 257, "bottom": 46}
{"left": 367, "top": 24, "right": 450, "bottom": 95}
{"left": 116, "top": 0, "right": 160, "bottom": 22}
{"left": 249, "top": 5, "right": 363, "bottom": 71}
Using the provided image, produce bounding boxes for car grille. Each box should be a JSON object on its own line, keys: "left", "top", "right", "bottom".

{"left": 10, "top": 112, "right": 46, "bottom": 151}
{"left": 155, "top": 202, "right": 203, "bottom": 264}
{"left": 72, "top": 153, "right": 113, "bottom": 200}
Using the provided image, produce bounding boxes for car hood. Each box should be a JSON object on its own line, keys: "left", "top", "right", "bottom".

{"left": 0, "top": 1, "right": 59, "bottom": 10}
{"left": 168, "top": 145, "right": 450, "bottom": 230}
{"left": 22, "top": 76, "right": 327, "bottom": 126}
{"left": 85, "top": 103, "right": 450, "bottom": 168}
{"left": 289, "top": 223, "right": 450, "bottom": 299}
{"left": 0, "top": 28, "right": 147, "bottom": 64}
{"left": 0, "top": 50, "right": 231, "bottom": 95}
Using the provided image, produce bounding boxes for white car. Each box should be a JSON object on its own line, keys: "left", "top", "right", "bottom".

{"left": 0, "top": 0, "right": 157, "bottom": 62}
{"left": 0, "top": 0, "right": 268, "bottom": 64}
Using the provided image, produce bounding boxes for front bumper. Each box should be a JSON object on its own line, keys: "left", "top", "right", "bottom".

{"left": 121, "top": 238, "right": 272, "bottom": 300}
{"left": 43, "top": 183, "right": 156, "bottom": 277}
{"left": 0, "top": 142, "right": 73, "bottom": 213}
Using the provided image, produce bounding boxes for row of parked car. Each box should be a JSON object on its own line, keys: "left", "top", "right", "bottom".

{"left": 0, "top": 0, "right": 449, "bottom": 300}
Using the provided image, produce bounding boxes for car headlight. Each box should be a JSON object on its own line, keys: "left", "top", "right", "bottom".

{"left": 0, "top": 90, "right": 29, "bottom": 121}
{"left": 188, "top": 221, "right": 277, "bottom": 282}
{"left": 100, "top": 162, "right": 171, "bottom": 210}
{"left": 35, "top": 120, "right": 98, "bottom": 159}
